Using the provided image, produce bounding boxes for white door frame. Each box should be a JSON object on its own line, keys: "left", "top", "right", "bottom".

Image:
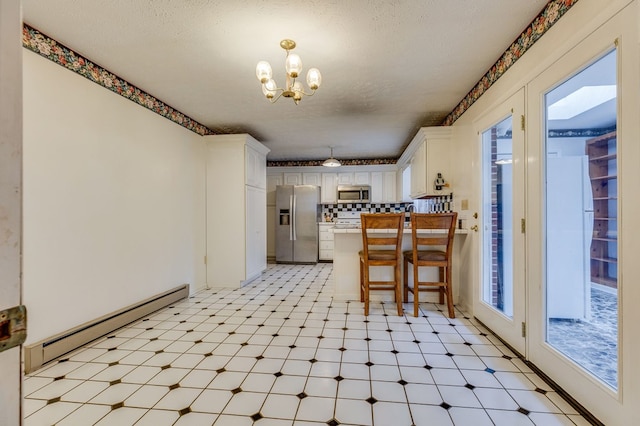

{"left": 525, "top": 4, "right": 639, "bottom": 423}
{"left": 0, "top": 1, "right": 24, "bottom": 425}
{"left": 472, "top": 88, "right": 526, "bottom": 355}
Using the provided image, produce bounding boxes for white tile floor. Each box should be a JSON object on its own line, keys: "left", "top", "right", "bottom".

{"left": 24, "top": 263, "right": 593, "bottom": 425}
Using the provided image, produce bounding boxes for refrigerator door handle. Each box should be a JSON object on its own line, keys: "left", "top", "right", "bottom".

{"left": 292, "top": 194, "right": 297, "bottom": 240}
{"left": 289, "top": 195, "right": 294, "bottom": 241}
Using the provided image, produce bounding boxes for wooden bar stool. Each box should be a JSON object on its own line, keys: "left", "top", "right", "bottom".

{"left": 403, "top": 212, "right": 458, "bottom": 318}
{"left": 359, "top": 213, "right": 405, "bottom": 316}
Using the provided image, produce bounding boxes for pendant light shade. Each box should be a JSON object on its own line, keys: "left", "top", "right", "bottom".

{"left": 323, "top": 147, "right": 341, "bottom": 168}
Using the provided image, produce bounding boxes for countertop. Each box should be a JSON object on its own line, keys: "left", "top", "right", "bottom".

{"left": 333, "top": 226, "right": 468, "bottom": 234}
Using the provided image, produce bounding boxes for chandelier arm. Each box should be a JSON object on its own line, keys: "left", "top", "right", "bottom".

{"left": 298, "top": 88, "right": 317, "bottom": 97}
{"left": 268, "top": 91, "right": 285, "bottom": 103}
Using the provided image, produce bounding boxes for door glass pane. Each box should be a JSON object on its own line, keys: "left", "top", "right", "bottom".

{"left": 482, "top": 116, "right": 513, "bottom": 318}
{"left": 544, "top": 50, "right": 618, "bottom": 389}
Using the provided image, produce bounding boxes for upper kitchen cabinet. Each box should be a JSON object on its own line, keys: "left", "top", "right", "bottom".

{"left": 303, "top": 172, "right": 321, "bottom": 186}
{"left": 205, "top": 134, "right": 270, "bottom": 288}
{"left": 266, "top": 174, "right": 283, "bottom": 206}
{"left": 283, "top": 172, "right": 302, "bottom": 185}
{"left": 246, "top": 143, "right": 267, "bottom": 189}
{"left": 321, "top": 173, "right": 338, "bottom": 203}
{"left": 370, "top": 171, "right": 397, "bottom": 203}
{"left": 337, "top": 171, "right": 370, "bottom": 185}
{"left": 399, "top": 127, "right": 453, "bottom": 199}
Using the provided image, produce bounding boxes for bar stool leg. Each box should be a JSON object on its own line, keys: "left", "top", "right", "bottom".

{"left": 395, "top": 263, "right": 402, "bottom": 316}
{"left": 412, "top": 261, "right": 420, "bottom": 318}
{"left": 445, "top": 266, "right": 455, "bottom": 318}
{"left": 403, "top": 257, "right": 409, "bottom": 303}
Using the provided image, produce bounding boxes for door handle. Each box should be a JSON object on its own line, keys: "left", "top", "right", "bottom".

{"left": 289, "top": 195, "right": 294, "bottom": 241}
{"left": 292, "top": 195, "right": 297, "bottom": 241}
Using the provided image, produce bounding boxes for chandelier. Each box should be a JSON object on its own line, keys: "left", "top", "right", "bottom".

{"left": 256, "top": 39, "right": 321, "bottom": 105}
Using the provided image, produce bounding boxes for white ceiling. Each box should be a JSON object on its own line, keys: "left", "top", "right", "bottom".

{"left": 22, "top": 0, "right": 551, "bottom": 162}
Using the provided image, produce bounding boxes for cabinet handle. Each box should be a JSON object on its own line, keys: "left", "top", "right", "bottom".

{"left": 470, "top": 225, "right": 478, "bottom": 232}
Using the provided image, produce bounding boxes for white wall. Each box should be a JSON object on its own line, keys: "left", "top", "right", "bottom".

{"left": 22, "top": 50, "right": 207, "bottom": 345}
{"left": 0, "top": 1, "right": 24, "bottom": 424}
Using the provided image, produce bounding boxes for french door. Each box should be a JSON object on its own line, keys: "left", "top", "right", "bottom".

{"left": 526, "top": 35, "right": 624, "bottom": 424}
{"left": 473, "top": 89, "right": 526, "bottom": 355}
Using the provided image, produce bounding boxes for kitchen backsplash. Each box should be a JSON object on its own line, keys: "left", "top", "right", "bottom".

{"left": 321, "top": 193, "right": 454, "bottom": 222}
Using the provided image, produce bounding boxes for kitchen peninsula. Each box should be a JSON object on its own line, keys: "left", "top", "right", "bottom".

{"left": 332, "top": 226, "right": 468, "bottom": 303}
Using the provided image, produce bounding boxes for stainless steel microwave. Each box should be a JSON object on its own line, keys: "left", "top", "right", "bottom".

{"left": 337, "top": 185, "right": 370, "bottom": 203}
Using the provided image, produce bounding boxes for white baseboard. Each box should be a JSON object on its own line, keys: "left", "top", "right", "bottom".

{"left": 24, "top": 284, "right": 189, "bottom": 374}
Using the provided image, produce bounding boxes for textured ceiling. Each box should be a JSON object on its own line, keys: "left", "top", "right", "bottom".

{"left": 22, "top": 0, "right": 550, "bottom": 161}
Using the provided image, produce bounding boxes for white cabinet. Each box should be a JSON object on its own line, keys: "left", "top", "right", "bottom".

{"left": 337, "top": 172, "right": 353, "bottom": 185}
{"left": 370, "top": 171, "right": 397, "bottom": 203}
{"left": 246, "top": 185, "right": 267, "bottom": 279}
{"left": 303, "top": 172, "right": 321, "bottom": 186}
{"left": 410, "top": 140, "right": 427, "bottom": 198}
{"left": 354, "top": 172, "right": 370, "bottom": 185}
{"left": 283, "top": 173, "right": 302, "bottom": 185}
{"left": 371, "top": 172, "right": 383, "bottom": 203}
{"left": 408, "top": 127, "right": 452, "bottom": 199}
{"left": 318, "top": 223, "right": 334, "bottom": 261}
{"left": 383, "top": 171, "right": 397, "bottom": 202}
{"left": 246, "top": 145, "right": 266, "bottom": 189}
{"left": 205, "top": 134, "right": 270, "bottom": 288}
{"left": 266, "top": 174, "right": 283, "bottom": 206}
{"left": 321, "top": 173, "right": 338, "bottom": 203}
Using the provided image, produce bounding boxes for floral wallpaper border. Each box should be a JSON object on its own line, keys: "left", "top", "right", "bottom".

{"left": 441, "top": 0, "right": 579, "bottom": 126}
{"left": 22, "top": 24, "right": 213, "bottom": 137}
{"left": 22, "top": 0, "right": 579, "bottom": 152}
{"left": 267, "top": 158, "right": 398, "bottom": 167}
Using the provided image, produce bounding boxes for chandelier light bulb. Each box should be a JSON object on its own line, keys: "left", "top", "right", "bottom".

{"left": 262, "top": 79, "right": 277, "bottom": 99}
{"left": 255, "top": 61, "right": 272, "bottom": 84}
{"left": 306, "top": 68, "right": 321, "bottom": 90}
{"left": 285, "top": 53, "right": 302, "bottom": 78}
{"left": 256, "top": 39, "right": 320, "bottom": 104}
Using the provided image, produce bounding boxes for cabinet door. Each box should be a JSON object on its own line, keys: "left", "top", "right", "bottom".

{"left": 354, "top": 172, "right": 370, "bottom": 185}
{"left": 245, "top": 146, "right": 258, "bottom": 187}
{"left": 425, "top": 138, "right": 450, "bottom": 195}
{"left": 370, "top": 172, "right": 384, "bottom": 203}
{"left": 283, "top": 173, "right": 302, "bottom": 185}
{"left": 321, "top": 173, "right": 338, "bottom": 203}
{"left": 246, "top": 186, "right": 267, "bottom": 279}
{"left": 410, "top": 141, "right": 427, "bottom": 198}
{"left": 337, "top": 172, "right": 354, "bottom": 185}
{"left": 303, "top": 172, "right": 321, "bottom": 186}
{"left": 383, "top": 171, "right": 397, "bottom": 202}
{"left": 267, "top": 174, "right": 283, "bottom": 206}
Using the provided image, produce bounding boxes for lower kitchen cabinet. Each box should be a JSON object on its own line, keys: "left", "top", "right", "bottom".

{"left": 318, "top": 223, "right": 334, "bottom": 261}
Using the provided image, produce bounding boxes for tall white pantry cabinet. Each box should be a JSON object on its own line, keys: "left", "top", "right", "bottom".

{"left": 205, "top": 134, "right": 270, "bottom": 288}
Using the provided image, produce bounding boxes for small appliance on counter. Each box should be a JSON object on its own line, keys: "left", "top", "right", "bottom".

{"left": 276, "top": 185, "right": 320, "bottom": 263}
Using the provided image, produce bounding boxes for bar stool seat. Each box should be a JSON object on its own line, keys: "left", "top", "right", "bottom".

{"left": 359, "top": 213, "right": 404, "bottom": 316}
{"left": 403, "top": 212, "right": 457, "bottom": 318}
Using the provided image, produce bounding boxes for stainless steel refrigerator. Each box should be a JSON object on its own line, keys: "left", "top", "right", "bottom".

{"left": 276, "top": 185, "right": 320, "bottom": 263}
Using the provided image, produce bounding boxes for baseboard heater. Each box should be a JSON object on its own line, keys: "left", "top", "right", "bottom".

{"left": 24, "top": 284, "right": 189, "bottom": 374}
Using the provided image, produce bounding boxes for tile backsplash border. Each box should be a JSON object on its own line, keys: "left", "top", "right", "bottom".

{"left": 321, "top": 194, "right": 454, "bottom": 222}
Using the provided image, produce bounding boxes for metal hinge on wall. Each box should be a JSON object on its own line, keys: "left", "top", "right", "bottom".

{"left": 520, "top": 115, "right": 525, "bottom": 131}
{"left": 521, "top": 218, "right": 526, "bottom": 233}
{"left": 204, "top": 256, "right": 207, "bottom": 265}
{"left": 521, "top": 322, "right": 526, "bottom": 338}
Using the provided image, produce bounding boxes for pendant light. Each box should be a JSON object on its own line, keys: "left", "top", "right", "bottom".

{"left": 323, "top": 147, "right": 341, "bottom": 168}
